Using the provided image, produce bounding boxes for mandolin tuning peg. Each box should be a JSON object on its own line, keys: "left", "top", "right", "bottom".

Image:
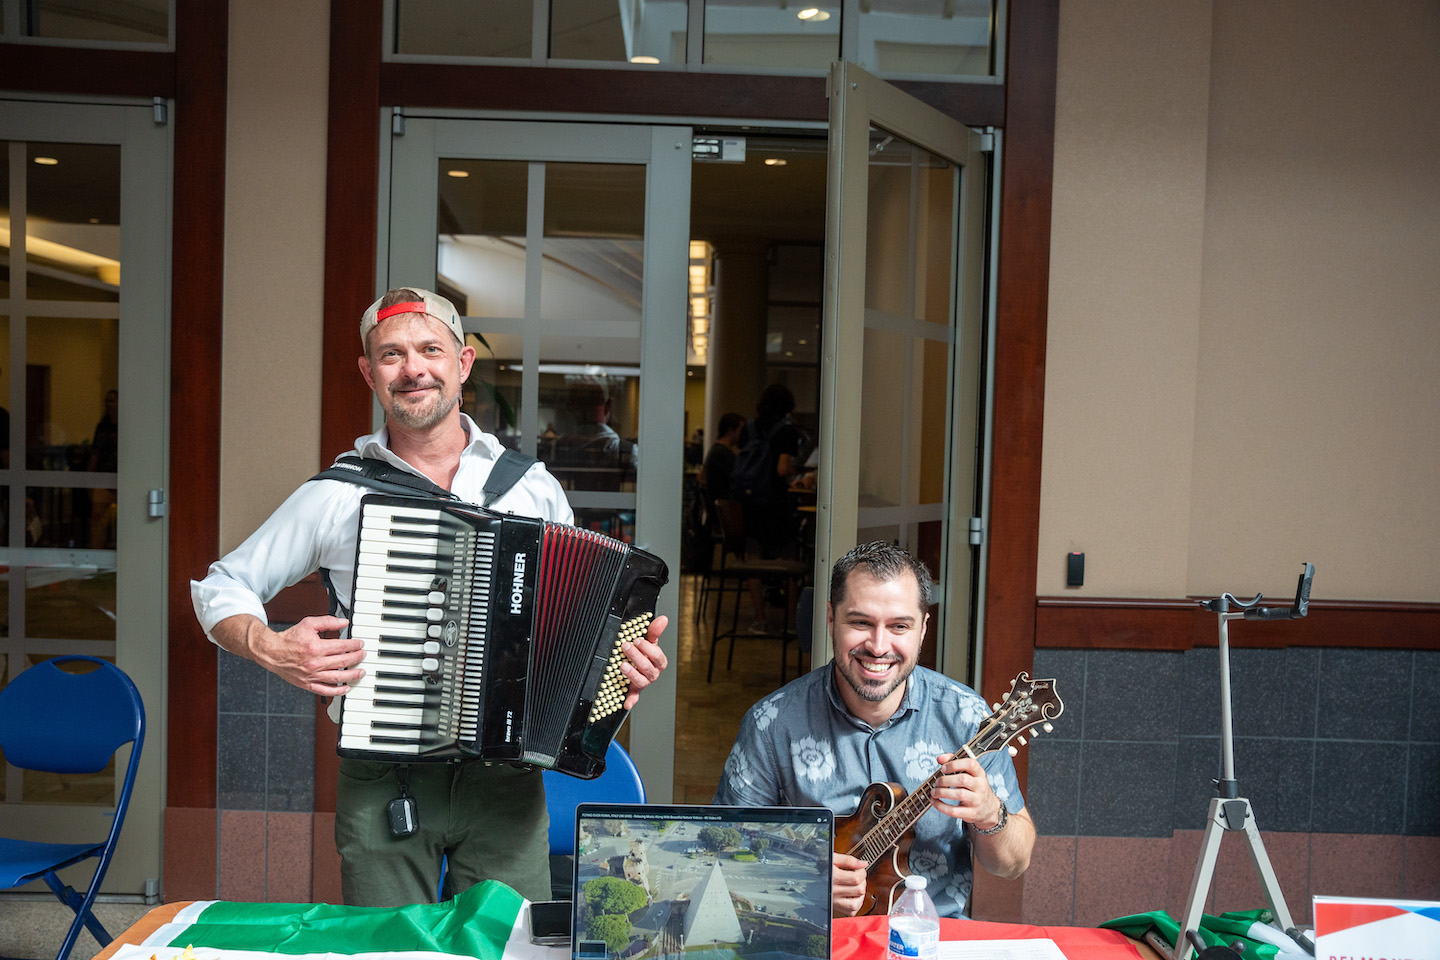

{"left": 1007, "top": 746, "right": 1018, "bottom": 757}
{"left": 1042, "top": 722, "right": 1053, "bottom": 733}
{"left": 991, "top": 702, "right": 1001, "bottom": 711}
{"left": 1017, "top": 736, "right": 1027, "bottom": 746}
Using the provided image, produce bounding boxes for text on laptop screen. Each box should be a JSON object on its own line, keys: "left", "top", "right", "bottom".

{"left": 571, "top": 803, "right": 833, "bottom": 960}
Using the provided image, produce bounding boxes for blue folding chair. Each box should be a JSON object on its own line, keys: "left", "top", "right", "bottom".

{"left": 0, "top": 656, "right": 146, "bottom": 960}
{"left": 542, "top": 740, "right": 646, "bottom": 856}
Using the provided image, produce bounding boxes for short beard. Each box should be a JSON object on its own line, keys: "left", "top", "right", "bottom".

{"left": 834, "top": 653, "right": 914, "bottom": 704}
{"left": 386, "top": 380, "right": 458, "bottom": 431}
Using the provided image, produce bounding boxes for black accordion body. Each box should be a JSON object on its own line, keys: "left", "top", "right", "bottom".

{"left": 337, "top": 494, "right": 669, "bottom": 779}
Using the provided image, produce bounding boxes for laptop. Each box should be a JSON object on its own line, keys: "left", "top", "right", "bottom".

{"left": 568, "top": 802, "right": 834, "bottom": 960}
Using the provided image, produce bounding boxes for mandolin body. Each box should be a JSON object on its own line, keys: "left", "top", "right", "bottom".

{"left": 835, "top": 780, "right": 914, "bottom": 916}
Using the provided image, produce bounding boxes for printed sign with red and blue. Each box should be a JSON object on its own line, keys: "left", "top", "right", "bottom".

{"left": 1314, "top": 895, "right": 1440, "bottom": 960}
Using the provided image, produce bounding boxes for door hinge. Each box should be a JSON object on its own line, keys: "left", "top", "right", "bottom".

{"left": 148, "top": 489, "right": 167, "bottom": 518}
{"left": 977, "top": 128, "right": 995, "bottom": 153}
{"left": 968, "top": 516, "right": 984, "bottom": 546}
{"left": 392, "top": 107, "right": 406, "bottom": 137}
{"left": 153, "top": 97, "right": 168, "bottom": 126}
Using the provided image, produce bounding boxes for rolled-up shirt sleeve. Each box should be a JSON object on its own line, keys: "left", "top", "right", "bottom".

{"left": 190, "top": 481, "right": 351, "bottom": 641}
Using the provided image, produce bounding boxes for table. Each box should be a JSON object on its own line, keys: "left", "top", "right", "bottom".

{"left": 97, "top": 901, "right": 1156, "bottom": 960}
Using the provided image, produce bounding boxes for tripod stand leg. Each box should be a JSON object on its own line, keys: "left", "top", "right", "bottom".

{"left": 1237, "top": 801, "right": 1296, "bottom": 932}
{"left": 1173, "top": 797, "right": 1227, "bottom": 960}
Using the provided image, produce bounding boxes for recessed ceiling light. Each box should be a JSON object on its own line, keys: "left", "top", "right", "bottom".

{"left": 797, "top": 8, "right": 830, "bottom": 21}
{"left": 89, "top": 218, "right": 100, "bottom": 224}
{"left": 630, "top": 55, "right": 660, "bottom": 64}
{"left": 764, "top": 158, "right": 787, "bottom": 166}
{"left": 447, "top": 169, "right": 470, "bottom": 178}
{"left": 33, "top": 156, "right": 59, "bottom": 165}
{"left": 798, "top": 339, "right": 808, "bottom": 345}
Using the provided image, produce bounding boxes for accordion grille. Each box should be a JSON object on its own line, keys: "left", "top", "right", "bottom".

{"left": 528, "top": 524, "right": 625, "bottom": 751}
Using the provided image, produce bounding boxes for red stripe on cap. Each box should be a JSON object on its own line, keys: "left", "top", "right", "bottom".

{"left": 375, "top": 301, "right": 427, "bottom": 322}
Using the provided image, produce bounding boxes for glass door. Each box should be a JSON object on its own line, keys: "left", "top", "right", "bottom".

{"left": 386, "top": 117, "right": 690, "bottom": 800}
{"left": 813, "top": 61, "right": 989, "bottom": 677}
{"left": 0, "top": 98, "right": 171, "bottom": 894}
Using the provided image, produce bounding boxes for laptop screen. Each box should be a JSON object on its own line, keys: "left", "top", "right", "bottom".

{"left": 570, "top": 802, "right": 833, "bottom": 960}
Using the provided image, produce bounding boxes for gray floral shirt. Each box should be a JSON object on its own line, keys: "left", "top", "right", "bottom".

{"left": 713, "top": 663, "right": 1024, "bottom": 918}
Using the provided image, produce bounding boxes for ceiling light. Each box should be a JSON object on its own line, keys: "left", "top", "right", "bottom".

{"left": 764, "top": 158, "right": 787, "bottom": 166}
{"left": 33, "top": 156, "right": 59, "bottom": 165}
{"left": 797, "top": 8, "right": 830, "bottom": 21}
{"left": 630, "top": 55, "right": 660, "bottom": 64}
{"left": 447, "top": 169, "right": 470, "bottom": 178}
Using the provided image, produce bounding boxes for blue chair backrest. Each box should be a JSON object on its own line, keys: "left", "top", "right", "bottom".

{"left": 0, "top": 656, "right": 145, "bottom": 774}
{"left": 542, "top": 740, "right": 645, "bottom": 855}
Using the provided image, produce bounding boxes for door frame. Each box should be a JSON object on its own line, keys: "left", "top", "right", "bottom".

{"left": 812, "top": 61, "right": 990, "bottom": 679}
{"left": 0, "top": 95, "right": 171, "bottom": 895}
{"left": 381, "top": 115, "right": 690, "bottom": 800}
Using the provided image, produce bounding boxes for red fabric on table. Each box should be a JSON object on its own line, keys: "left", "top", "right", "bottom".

{"left": 833, "top": 915, "right": 1145, "bottom": 960}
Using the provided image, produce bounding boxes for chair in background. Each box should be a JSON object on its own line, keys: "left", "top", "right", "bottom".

{"left": 706, "top": 498, "right": 808, "bottom": 682}
{"left": 0, "top": 656, "right": 146, "bottom": 960}
{"left": 542, "top": 740, "right": 645, "bottom": 898}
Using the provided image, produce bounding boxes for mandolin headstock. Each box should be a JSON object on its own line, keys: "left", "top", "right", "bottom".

{"left": 973, "top": 672, "right": 1064, "bottom": 757}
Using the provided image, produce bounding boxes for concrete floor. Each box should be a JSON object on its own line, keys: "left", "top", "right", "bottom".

{"left": 0, "top": 898, "right": 152, "bottom": 960}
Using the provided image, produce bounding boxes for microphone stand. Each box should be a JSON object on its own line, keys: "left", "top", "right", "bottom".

{"left": 1172, "top": 563, "right": 1316, "bottom": 960}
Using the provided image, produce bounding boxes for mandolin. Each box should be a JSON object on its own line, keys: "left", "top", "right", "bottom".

{"left": 833, "top": 671, "right": 1064, "bottom": 916}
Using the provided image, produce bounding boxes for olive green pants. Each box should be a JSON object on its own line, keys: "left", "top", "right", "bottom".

{"left": 335, "top": 758, "right": 550, "bottom": 907}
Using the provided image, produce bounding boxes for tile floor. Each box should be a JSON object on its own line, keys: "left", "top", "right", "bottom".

{"left": 670, "top": 572, "right": 809, "bottom": 803}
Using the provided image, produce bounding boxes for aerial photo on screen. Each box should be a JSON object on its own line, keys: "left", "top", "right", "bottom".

{"left": 572, "top": 809, "right": 831, "bottom": 960}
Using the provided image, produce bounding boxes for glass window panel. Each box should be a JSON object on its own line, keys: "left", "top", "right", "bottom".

{"left": 1, "top": 146, "right": 9, "bottom": 298}
{"left": 551, "top": 0, "right": 688, "bottom": 64}
{"left": 396, "top": 0, "right": 532, "bottom": 57}
{"left": 703, "top": 0, "right": 838, "bottom": 70}
{"left": 536, "top": 342, "right": 639, "bottom": 495}
{"left": 26, "top": 315, "right": 120, "bottom": 479}
{"left": 0, "top": 315, "right": 9, "bottom": 471}
{"left": 24, "top": 0, "right": 168, "bottom": 43}
{"left": 25, "top": 143, "right": 121, "bottom": 303}
{"left": 858, "top": 0, "right": 995, "bottom": 78}
{"left": 438, "top": 160, "right": 528, "bottom": 318}
{"left": 462, "top": 331, "right": 522, "bottom": 448}
{"left": 541, "top": 163, "right": 645, "bottom": 323}
{"left": 864, "top": 130, "right": 954, "bottom": 324}
{"left": 858, "top": 326, "right": 905, "bottom": 509}
{"left": 19, "top": 655, "right": 120, "bottom": 804}
{"left": 26, "top": 566, "right": 116, "bottom": 641}
{"left": 917, "top": 338, "right": 948, "bottom": 504}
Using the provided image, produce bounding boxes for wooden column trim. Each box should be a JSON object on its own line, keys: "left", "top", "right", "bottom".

{"left": 981, "top": 0, "right": 1058, "bottom": 696}
{"left": 166, "top": 0, "right": 228, "bottom": 810}
{"left": 314, "top": 0, "right": 385, "bottom": 816}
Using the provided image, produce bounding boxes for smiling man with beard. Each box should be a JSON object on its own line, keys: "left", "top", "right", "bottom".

{"left": 192, "top": 287, "right": 669, "bottom": 907}
{"left": 713, "top": 541, "right": 1034, "bottom": 919}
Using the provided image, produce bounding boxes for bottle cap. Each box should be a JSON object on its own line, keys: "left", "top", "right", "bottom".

{"left": 904, "top": 875, "right": 928, "bottom": 890}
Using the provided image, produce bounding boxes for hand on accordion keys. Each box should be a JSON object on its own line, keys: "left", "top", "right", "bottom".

{"left": 615, "top": 613, "right": 670, "bottom": 710}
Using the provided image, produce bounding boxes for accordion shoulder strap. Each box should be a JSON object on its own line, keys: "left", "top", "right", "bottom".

{"left": 481, "top": 449, "right": 538, "bottom": 507}
{"left": 311, "top": 454, "right": 457, "bottom": 500}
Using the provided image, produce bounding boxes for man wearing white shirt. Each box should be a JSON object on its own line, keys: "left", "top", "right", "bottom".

{"left": 192, "top": 287, "right": 669, "bottom": 907}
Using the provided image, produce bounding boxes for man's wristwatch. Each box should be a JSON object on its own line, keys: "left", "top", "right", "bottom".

{"left": 974, "top": 800, "right": 1009, "bottom": 836}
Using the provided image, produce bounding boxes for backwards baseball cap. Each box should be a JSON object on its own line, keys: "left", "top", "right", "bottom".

{"left": 360, "top": 287, "right": 464, "bottom": 348}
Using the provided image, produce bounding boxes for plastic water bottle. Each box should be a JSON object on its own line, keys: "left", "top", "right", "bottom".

{"left": 887, "top": 874, "right": 940, "bottom": 960}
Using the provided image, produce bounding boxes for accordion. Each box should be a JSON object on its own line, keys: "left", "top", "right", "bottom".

{"left": 336, "top": 494, "right": 668, "bottom": 778}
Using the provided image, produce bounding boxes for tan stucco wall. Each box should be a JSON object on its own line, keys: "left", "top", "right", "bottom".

{"left": 219, "top": 0, "right": 330, "bottom": 553}
{"left": 1041, "top": 0, "right": 1440, "bottom": 601}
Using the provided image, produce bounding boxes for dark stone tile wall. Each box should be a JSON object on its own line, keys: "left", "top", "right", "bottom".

{"left": 217, "top": 654, "right": 315, "bottom": 812}
{"left": 1029, "top": 647, "right": 1440, "bottom": 839}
